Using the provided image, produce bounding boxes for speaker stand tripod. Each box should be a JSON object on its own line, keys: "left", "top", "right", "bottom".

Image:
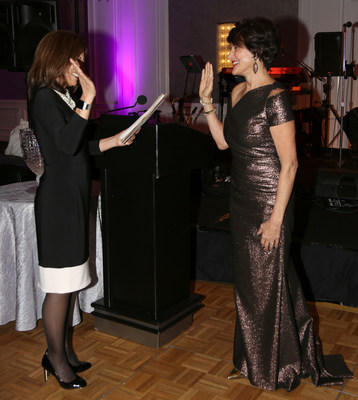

{"left": 322, "top": 75, "right": 342, "bottom": 149}
{"left": 326, "top": 23, "right": 353, "bottom": 167}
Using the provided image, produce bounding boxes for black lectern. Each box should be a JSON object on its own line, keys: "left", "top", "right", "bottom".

{"left": 92, "top": 116, "right": 215, "bottom": 347}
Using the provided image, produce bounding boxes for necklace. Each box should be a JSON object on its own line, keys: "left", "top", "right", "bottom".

{"left": 53, "top": 89, "right": 76, "bottom": 110}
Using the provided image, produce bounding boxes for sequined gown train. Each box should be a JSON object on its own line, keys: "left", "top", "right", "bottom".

{"left": 224, "top": 81, "right": 352, "bottom": 391}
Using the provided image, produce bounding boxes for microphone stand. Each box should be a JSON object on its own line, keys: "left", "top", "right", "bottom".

{"left": 324, "top": 75, "right": 342, "bottom": 149}
{"left": 176, "top": 64, "right": 193, "bottom": 124}
{"left": 104, "top": 95, "right": 147, "bottom": 114}
{"left": 104, "top": 102, "right": 139, "bottom": 114}
{"left": 338, "top": 23, "right": 349, "bottom": 167}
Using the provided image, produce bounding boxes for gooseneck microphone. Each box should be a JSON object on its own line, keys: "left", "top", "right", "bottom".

{"left": 105, "top": 95, "right": 147, "bottom": 113}
{"left": 136, "top": 95, "right": 147, "bottom": 105}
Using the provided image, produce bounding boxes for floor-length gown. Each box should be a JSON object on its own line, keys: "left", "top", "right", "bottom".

{"left": 224, "top": 81, "right": 352, "bottom": 391}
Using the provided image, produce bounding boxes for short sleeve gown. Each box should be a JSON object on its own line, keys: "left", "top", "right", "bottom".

{"left": 30, "top": 87, "right": 101, "bottom": 294}
{"left": 223, "top": 81, "right": 352, "bottom": 391}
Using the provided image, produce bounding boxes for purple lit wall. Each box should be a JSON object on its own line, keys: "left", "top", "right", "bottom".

{"left": 116, "top": 1, "right": 136, "bottom": 109}
{"left": 87, "top": 0, "right": 169, "bottom": 117}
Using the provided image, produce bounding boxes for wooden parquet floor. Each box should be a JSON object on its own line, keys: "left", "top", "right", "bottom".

{"left": 1, "top": 281, "right": 358, "bottom": 400}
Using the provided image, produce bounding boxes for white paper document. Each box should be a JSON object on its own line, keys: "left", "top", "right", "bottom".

{"left": 118, "top": 93, "right": 167, "bottom": 144}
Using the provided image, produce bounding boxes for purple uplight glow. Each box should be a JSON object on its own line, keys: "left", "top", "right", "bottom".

{"left": 114, "top": 1, "right": 137, "bottom": 112}
{"left": 89, "top": 0, "right": 167, "bottom": 115}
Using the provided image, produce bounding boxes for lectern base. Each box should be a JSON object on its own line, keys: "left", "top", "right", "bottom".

{"left": 92, "top": 295, "right": 203, "bottom": 348}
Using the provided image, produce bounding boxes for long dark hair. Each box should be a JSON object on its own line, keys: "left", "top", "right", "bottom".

{"left": 227, "top": 18, "right": 280, "bottom": 70}
{"left": 27, "top": 30, "right": 86, "bottom": 99}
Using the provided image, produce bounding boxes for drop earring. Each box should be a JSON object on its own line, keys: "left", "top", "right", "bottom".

{"left": 253, "top": 55, "right": 258, "bottom": 73}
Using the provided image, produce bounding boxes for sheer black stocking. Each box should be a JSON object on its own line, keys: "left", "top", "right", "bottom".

{"left": 42, "top": 292, "right": 76, "bottom": 383}
{"left": 65, "top": 292, "right": 81, "bottom": 366}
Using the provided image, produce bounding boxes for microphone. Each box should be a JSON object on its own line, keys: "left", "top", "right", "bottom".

{"left": 136, "top": 95, "right": 147, "bottom": 105}
{"left": 105, "top": 95, "right": 147, "bottom": 113}
{"left": 343, "top": 21, "right": 352, "bottom": 28}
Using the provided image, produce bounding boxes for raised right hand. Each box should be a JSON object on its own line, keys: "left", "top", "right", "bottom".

{"left": 70, "top": 58, "right": 96, "bottom": 104}
{"left": 199, "top": 62, "right": 214, "bottom": 102}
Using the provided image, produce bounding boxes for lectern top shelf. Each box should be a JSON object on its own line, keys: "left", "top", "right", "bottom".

{"left": 94, "top": 117, "right": 216, "bottom": 175}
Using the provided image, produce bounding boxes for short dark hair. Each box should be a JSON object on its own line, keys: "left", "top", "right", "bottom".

{"left": 227, "top": 18, "right": 280, "bottom": 70}
{"left": 27, "top": 30, "right": 87, "bottom": 99}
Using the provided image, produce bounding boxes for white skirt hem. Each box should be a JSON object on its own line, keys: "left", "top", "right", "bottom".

{"left": 38, "top": 259, "right": 91, "bottom": 294}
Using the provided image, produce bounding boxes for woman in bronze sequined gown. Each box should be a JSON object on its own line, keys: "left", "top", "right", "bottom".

{"left": 199, "top": 18, "right": 352, "bottom": 391}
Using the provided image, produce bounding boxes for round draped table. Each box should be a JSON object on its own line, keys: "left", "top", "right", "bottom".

{"left": 0, "top": 181, "right": 103, "bottom": 331}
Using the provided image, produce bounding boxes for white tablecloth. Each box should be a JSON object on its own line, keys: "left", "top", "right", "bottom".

{"left": 0, "top": 181, "right": 103, "bottom": 331}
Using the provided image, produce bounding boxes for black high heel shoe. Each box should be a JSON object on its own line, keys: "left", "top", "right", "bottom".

{"left": 70, "top": 361, "right": 92, "bottom": 373}
{"left": 42, "top": 353, "right": 87, "bottom": 389}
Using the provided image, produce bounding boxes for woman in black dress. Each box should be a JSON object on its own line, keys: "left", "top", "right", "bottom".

{"left": 199, "top": 18, "right": 352, "bottom": 391}
{"left": 27, "top": 30, "right": 136, "bottom": 389}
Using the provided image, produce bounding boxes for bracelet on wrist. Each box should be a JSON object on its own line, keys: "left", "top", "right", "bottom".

{"left": 203, "top": 108, "right": 216, "bottom": 116}
{"left": 76, "top": 100, "right": 92, "bottom": 111}
{"left": 200, "top": 97, "right": 213, "bottom": 106}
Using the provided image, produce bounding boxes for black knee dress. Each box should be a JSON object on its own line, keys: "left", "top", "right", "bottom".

{"left": 30, "top": 87, "right": 101, "bottom": 293}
